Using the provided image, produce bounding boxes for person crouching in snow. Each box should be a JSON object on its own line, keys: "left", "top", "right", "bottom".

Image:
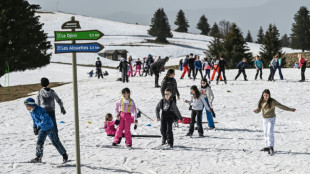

{"left": 24, "top": 98, "right": 68, "bottom": 163}
{"left": 113, "top": 88, "right": 138, "bottom": 148}
{"left": 104, "top": 113, "right": 123, "bottom": 144}
{"left": 185, "top": 85, "right": 210, "bottom": 137}
{"left": 253, "top": 89, "right": 296, "bottom": 155}
{"left": 156, "top": 88, "right": 183, "bottom": 148}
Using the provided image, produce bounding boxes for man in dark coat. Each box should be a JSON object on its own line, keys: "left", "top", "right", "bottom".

{"left": 151, "top": 57, "right": 169, "bottom": 87}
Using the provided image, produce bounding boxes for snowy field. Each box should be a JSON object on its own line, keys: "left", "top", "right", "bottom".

{"left": 0, "top": 62, "right": 310, "bottom": 174}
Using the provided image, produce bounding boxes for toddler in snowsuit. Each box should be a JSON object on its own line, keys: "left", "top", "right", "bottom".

{"left": 104, "top": 113, "right": 123, "bottom": 144}
{"left": 24, "top": 98, "right": 68, "bottom": 163}
{"left": 156, "top": 88, "right": 183, "bottom": 148}
{"left": 113, "top": 88, "right": 138, "bottom": 148}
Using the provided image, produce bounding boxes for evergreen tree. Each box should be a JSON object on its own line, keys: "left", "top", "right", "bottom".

{"left": 259, "top": 24, "right": 283, "bottom": 66}
{"left": 256, "top": 26, "right": 264, "bottom": 44}
{"left": 291, "top": 6, "right": 310, "bottom": 52}
{"left": 281, "top": 34, "right": 291, "bottom": 47}
{"left": 196, "top": 15, "right": 210, "bottom": 35}
{"left": 222, "top": 23, "right": 252, "bottom": 68}
{"left": 205, "top": 36, "right": 223, "bottom": 59}
{"left": 148, "top": 8, "right": 173, "bottom": 43}
{"left": 174, "top": 10, "right": 189, "bottom": 33}
{"left": 245, "top": 30, "right": 253, "bottom": 43}
{"left": 0, "top": 0, "right": 51, "bottom": 78}
{"left": 209, "top": 22, "right": 221, "bottom": 38}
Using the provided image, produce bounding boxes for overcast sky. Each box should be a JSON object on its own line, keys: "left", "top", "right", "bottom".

{"left": 27, "top": 0, "right": 310, "bottom": 39}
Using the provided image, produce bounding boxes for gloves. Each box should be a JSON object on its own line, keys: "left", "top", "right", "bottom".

{"left": 137, "top": 110, "right": 141, "bottom": 118}
{"left": 134, "top": 124, "right": 138, "bottom": 130}
{"left": 34, "top": 127, "right": 40, "bottom": 135}
{"left": 61, "top": 107, "right": 66, "bottom": 115}
{"left": 115, "top": 120, "right": 120, "bottom": 126}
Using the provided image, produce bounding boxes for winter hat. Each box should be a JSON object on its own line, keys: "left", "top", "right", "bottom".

{"left": 41, "top": 77, "right": 49, "bottom": 87}
{"left": 24, "top": 98, "right": 36, "bottom": 106}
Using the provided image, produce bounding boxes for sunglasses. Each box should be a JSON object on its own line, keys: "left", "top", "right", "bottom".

{"left": 164, "top": 93, "right": 171, "bottom": 96}
{"left": 201, "top": 82, "right": 207, "bottom": 84}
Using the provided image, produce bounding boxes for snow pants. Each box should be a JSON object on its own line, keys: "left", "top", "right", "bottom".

{"left": 263, "top": 117, "right": 276, "bottom": 147}
{"left": 200, "top": 98, "right": 215, "bottom": 128}
{"left": 128, "top": 64, "right": 133, "bottom": 77}
{"left": 217, "top": 68, "right": 226, "bottom": 81}
{"left": 160, "top": 111, "right": 174, "bottom": 145}
{"left": 211, "top": 65, "right": 222, "bottom": 81}
{"left": 181, "top": 66, "right": 190, "bottom": 78}
{"left": 189, "top": 110, "right": 203, "bottom": 135}
{"left": 134, "top": 65, "right": 141, "bottom": 76}
{"left": 36, "top": 128, "right": 67, "bottom": 158}
{"left": 301, "top": 66, "right": 306, "bottom": 81}
{"left": 235, "top": 69, "right": 247, "bottom": 80}
{"left": 114, "top": 112, "right": 134, "bottom": 146}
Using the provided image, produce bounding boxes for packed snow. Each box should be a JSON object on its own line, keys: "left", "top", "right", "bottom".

{"left": 0, "top": 12, "right": 309, "bottom": 174}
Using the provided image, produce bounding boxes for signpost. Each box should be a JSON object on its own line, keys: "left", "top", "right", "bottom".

{"left": 54, "top": 16, "right": 104, "bottom": 174}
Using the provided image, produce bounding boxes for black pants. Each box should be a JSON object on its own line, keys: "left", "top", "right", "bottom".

{"left": 268, "top": 67, "right": 274, "bottom": 81}
{"left": 171, "top": 96, "right": 178, "bottom": 122}
{"left": 301, "top": 66, "right": 306, "bottom": 81}
{"left": 96, "top": 68, "right": 103, "bottom": 79}
{"left": 160, "top": 111, "right": 174, "bottom": 145}
{"left": 122, "top": 71, "right": 128, "bottom": 83}
{"left": 189, "top": 66, "right": 195, "bottom": 78}
{"left": 152, "top": 68, "right": 160, "bottom": 86}
{"left": 255, "top": 68, "right": 262, "bottom": 80}
{"left": 189, "top": 110, "right": 203, "bottom": 135}
{"left": 235, "top": 69, "right": 247, "bottom": 80}
{"left": 194, "top": 69, "right": 203, "bottom": 80}
{"left": 217, "top": 68, "right": 226, "bottom": 81}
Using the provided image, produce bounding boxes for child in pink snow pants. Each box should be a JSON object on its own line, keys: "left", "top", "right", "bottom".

{"left": 113, "top": 88, "right": 138, "bottom": 147}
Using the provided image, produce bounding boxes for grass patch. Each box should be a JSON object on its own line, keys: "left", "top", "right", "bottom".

{"left": 0, "top": 82, "right": 69, "bottom": 103}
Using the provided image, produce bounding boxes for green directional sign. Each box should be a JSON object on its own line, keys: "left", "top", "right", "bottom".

{"left": 54, "top": 30, "right": 104, "bottom": 41}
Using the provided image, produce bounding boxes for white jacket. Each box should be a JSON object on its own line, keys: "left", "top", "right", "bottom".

{"left": 200, "top": 86, "right": 214, "bottom": 103}
{"left": 188, "top": 95, "right": 210, "bottom": 111}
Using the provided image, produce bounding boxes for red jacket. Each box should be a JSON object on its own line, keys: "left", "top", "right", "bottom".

{"left": 298, "top": 57, "right": 307, "bottom": 68}
{"left": 104, "top": 121, "right": 116, "bottom": 135}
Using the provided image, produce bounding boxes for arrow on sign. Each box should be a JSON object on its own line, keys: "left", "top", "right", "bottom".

{"left": 54, "top": 30, "right": 104, "bottom": 41}
{"left": 54, "top": 42, "right": 104, "bottom": 54}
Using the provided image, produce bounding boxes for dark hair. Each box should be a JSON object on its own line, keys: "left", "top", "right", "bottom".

{"left": 41, "top": 77, "right": 49, "bottom": 87}
{"left": 121, "top": 88, "right": 131, "bottom": 94}
{"left": 190, "top": 85, "right": 200, "bottom": 99}
{"left": 201, "top": 78, "right": 210, "bottom": 88}
{"left": 179, "top": 59, "right": 183, "bottom": 63}
{"left": 164, "top": 56, "right": 169, "bottom": 61}
{"left": 105, "top": 113, "right": 112, "bottom": 122}
{"left": 258, "top": 89, "right": 274, "bottom": 109}
{"left": 164, "top": 69, "right": 175, "bottom": 80}
{"left": 165, "top": 88, "right": 172, "bottom": 93}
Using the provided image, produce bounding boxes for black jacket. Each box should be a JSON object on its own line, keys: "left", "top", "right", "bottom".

{"left": 95, "top": 60, "right": 102, "bottom": 68}
{"left": 151, "top": 59, "right": 167, "bottom": 72}
{"left": 188, "top": 58, "right": 195, "bottom": 68}
{"left": 218, "top": 60, "right": 228, "bottom": 69}
{"left": 118, "top": 60, "right": 128, "bottom": 72}
{"left": 161, "top": 77, "right": 180, "bottom": 98}
{"left": 156, "top": 98, "right": 182, "bottom": 120}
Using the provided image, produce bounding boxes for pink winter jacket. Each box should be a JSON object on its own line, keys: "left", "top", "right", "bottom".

{"left": 104, "top": 121, "right": 116, "bottom": 135}
{"left": 298, "top": 57, "right": 307, "bottom": 68}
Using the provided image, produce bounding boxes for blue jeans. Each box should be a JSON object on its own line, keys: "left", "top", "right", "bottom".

{"left": 204, "top": 69, "right": 210, "bottom": 80}
{"left": 273, "top": 66, "right": 283, "bottom": 80}
{"left": 36, "top": 127, "right": 66, "bottom": 158}
{"left": 200, "top": 98, "right": 215, "bottom": 128}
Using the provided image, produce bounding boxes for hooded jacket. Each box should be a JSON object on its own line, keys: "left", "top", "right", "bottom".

{"left": 156, "top": 98, "right": 182, "bottom": 120}
{"left": 30, "top": 105, "right": 54, "bottom": 131}
{"left": 37, "top": 88, "right": 64, "bottom": 112}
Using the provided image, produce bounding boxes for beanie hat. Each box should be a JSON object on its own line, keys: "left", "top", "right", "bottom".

{"left": 41, "top": 77, "right": 49, "bottom": 87}
{"left": 24, "top": 98, "right": 36, "bottom": 106}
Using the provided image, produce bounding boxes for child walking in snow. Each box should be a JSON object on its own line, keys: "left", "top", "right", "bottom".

{"left": 24, "top": 98, "right": 68, "bottom": 163}
{"left": 235, "top": 58, "right": 249, "bottom": 81}
{"left": 200, "top": 78, "right": 216, "bottom": 130}
{"left": 253, "top": 89, "right": 296, "bottom": 155}
{"left": 113, "top": 88, "right": 138, "bottom": 148}
{"left": 185, "top": 85, "right": 210, "bottom": 137}
{"left": 156, "top": 88, "right": 183, "bottom": 148}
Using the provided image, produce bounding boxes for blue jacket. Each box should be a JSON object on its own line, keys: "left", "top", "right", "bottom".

{"left": 194, "top": 60, "right": 202, "bottom": 69}
{"left": 236, "top": 62, "right": 249, "bottom": 69}
{"left": 183, "top": 58, "right": 189, "bottom": 67}
{"left": 30, "top": 105, "right": 54, "bottom": 131}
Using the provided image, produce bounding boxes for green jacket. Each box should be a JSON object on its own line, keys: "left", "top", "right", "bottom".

{"left": 255, "top": 99, "right": 293, "bottom": 118}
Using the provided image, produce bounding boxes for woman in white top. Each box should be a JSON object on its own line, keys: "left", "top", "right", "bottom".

{"left": 200, "top": 78, "right": 215, "bottom": 129}
{"left": 185, "top": 85, "right": 210, "bottom": 137}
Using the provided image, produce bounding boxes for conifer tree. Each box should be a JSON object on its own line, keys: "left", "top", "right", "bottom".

{"left": 222, "top": 23, "right": 252, "bottom": 68}
{"left": 260, "top": 24, "right": 283, "bottom": 65}
{"left": 205, "top": 36, "right": 223, "bottom": 59}
{"left": 256, "top": 26, "right": 264, "bottom": 44}
{"left": 148, "top": 8, "right": 173, "bottom": 43}
{"left": 209, "top": 22, "right": 221, "bottom": 38}
{"left": 281, "top": 34, "right": 291, "bottom": 48}
{"left": 245, "top": 30, "right": 253, "bottom": 43}
{"left": 0, "top": 0, "right": 51, "bottom": 78}
{"left": 196, "top": 15, "right": 210, "bottom": 35}
{"left": 174, "top": 10, "right": 189, "bottom": 33}
{"left": 291, "top": 6, "right": 310, "bottom": 52}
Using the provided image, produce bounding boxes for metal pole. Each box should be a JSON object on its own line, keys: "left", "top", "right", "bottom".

{"left": 71, "top": 16, "right": 81, "bottom": 174}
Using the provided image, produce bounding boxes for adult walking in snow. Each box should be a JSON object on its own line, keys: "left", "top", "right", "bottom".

{"left": 151, "top": 56, "right": 169, "bottom": 88}
{"left": 253, "top": 89, "right": 296, "bottom": 155}
{"left": 254, "top": 55, "right": 263, "bottom": 80}
{"left": 184, "top": 85, "right": 210, "bottom": 137}
{"left": 156, "top": 88, "right": 183, "bottom": 148}
{"left": 297, "top": 53, "right": 307, "bottom": 82}
{"left": 200, "top": 78, "right": 215, "bottom": 130}
{"left": 216, "top": 56, "right": 228, "bottom": 84}
{"left": 235, "top": 58, "right": 249, "bottom": 81}
{"left": 24, "top": 98, "right": 68, "bottom": 163}
{"left": 194, "top": 56, "right": 203, "bottom": 80}
{"left": 113, "top": 88, "right": 138, "bottom": 148}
